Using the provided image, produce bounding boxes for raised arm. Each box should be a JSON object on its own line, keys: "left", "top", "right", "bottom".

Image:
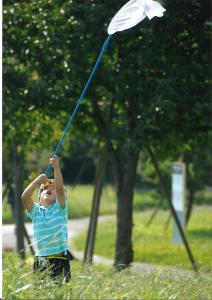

{"left": 50, "top": 156, "right": 66, "bottom": 208}
{"left": 21, "top": 174, "right": 48, "bottom": 212}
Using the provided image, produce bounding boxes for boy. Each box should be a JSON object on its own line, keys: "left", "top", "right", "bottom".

{"left": 21, "top": 156, "right": 71, "bottom": 282}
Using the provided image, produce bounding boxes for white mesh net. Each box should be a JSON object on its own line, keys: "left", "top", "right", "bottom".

{"left": 107, "top": 0, "right": 166, "bottom": 35}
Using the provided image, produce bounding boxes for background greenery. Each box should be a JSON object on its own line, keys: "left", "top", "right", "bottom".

{"left": 3, "top": 0, "right": 211, "bottom": 191}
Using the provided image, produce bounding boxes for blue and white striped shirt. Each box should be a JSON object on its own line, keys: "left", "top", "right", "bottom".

{"left": 27, "top": 201, "right": 68, "bottom": 256}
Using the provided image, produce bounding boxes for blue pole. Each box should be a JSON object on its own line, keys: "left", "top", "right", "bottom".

{"left": 45, "top": 34, "right": 113, "bottom": 175}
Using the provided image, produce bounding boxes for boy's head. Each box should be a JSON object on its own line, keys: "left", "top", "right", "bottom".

{"left": 38, "top": 179, "right": 56, "bottom": 207}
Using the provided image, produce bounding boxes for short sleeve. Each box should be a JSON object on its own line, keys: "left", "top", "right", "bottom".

{"left": 56, "top": 199, "right": 68, "bottom": 214}
{"left": 26, "top": 203, "right": 39, "bottom": 220}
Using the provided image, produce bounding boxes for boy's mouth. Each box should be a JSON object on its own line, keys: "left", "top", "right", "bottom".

{"left": 46, "top": 190, "right": 52, "bottom": 195}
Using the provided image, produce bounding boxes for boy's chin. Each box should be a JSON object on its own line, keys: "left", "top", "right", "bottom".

{"left": 40, "top": 198, "right": 56, "bottom": 206}
{"left": 47, "top": 199, "right": 56, "bottom": 204}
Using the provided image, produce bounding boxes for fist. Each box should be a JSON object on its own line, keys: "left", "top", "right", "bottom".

{"left": 50, "top": 155, "right": 60, "bottom": 169}
{"left": 36, "top": 174, "right": 48, "bottom": 185}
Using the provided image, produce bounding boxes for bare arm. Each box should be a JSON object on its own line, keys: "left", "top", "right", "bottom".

{"left": 21, "top": 174, "right": 48, "bottom": 212}
{"left": 50, "top": 156, "right": 66, "bottom": 208}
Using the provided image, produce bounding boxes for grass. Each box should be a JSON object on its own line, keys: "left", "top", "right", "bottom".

{"left": 2, "top": 185, "right": 212, "bottom": 298}
{"left": 2, "top": 185, "right": 160, "bottom": 223}
{"left": 3, "top": 253, "right": 212, "bottom": 299}
{"left": 2, "top": 202, "right": 14, "bottom": 224}
{"left": 3, "top": 184, "right": 212, "bottom": 223}
{"left": 2, "top": 184, "right": 211, "bottom": 223}
{"left": 73, "top": 206, "right": 212, "bottom": 271}
{"left": 66, "top": 184, "right": 117, "bottom": 218}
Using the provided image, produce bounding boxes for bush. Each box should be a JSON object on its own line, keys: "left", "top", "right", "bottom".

{"left": 194, "top": 190, "right": 212, "bottom": 205}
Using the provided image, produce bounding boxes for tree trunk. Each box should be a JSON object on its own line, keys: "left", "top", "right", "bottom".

{"left": 115, "top": 152, "right": 139, "bottom": 269}
{"left": 13, "top": 146, "right": 25, "bottom": 260}
{"left": 84, "top": 95, "right": 114, "bottom": 264}
{"left": 184, "top": 154, "right": 194, "bottom": 225}
{"left": 186, "top": 183, "right": 194, "bottom": 225}
{"left": 83, "top": 150, "right": 107, "bottom": 263}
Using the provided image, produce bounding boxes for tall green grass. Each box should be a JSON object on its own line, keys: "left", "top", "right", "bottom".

{"left": 3, "top": 253, "right": 212, "bottom": 299}
{"left": 73, "top": 207, "right": 212, "bottom": 271}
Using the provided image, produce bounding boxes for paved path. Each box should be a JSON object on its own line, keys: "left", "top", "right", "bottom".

{"left": 2, "top": 215, "right": 115, "bottom": 258}
{"left": 2, "top": 216, "right": 196, "bottom": 277}
{"left": 2, "top": 216, "right": 91, "bottom": 252}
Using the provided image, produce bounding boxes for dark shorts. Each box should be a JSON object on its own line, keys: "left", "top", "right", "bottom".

{"left": 34, "top": 254, "right": 71, "bottom": 283}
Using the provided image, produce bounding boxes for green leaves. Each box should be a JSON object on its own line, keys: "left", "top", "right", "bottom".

{"left": 3, "top": 0, "right": 211, "bottom": 165}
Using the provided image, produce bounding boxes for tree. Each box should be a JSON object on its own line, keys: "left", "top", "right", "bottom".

{"left": 3, "top": 1, "right": 68, "bottom": 258}
{"left": 3, "top": 0, "right": 211, "bottom": 268}
{"left": 69, "top": 0, "right": 210, "bottom": 268}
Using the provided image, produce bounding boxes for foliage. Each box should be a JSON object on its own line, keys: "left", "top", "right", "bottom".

{"left": 138, "top": 134, "right": 212, "bottom": 194}
{"left": 3, "top": 253, "right": 212, "bottom": 300}
{"left": 187, "top": 133, "right": 212, "bottom": 191}
{"left": 73, "top": 206, "right": 212, "bottom": 271}
{"left": 195, "top": 190, "right": 212, "bottom": 206}
{"left": 3, "top": 0, "right": 96, "bottom": 148}
{"left": 3, "top": 0, "right": 211, "bottom": 166}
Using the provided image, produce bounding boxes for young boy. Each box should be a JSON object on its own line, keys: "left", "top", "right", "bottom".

{"left": 22, "top": 156, "right": 71, "bottom": 282}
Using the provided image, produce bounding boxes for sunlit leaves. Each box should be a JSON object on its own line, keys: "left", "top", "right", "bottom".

{"left": 3, "top": 0, "right": 210, "bottom": 161}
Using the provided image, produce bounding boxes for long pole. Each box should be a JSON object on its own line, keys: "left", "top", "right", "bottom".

{"left": 45, "top": 35, "right": 113, "bottom": 175}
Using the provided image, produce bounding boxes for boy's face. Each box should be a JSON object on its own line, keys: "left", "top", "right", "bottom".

{"left": 39, "top": 184, "right": 56, "bottom": 206}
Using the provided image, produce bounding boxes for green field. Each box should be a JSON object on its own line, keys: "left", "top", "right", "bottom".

{"left": 2, "top": 185, "right": 160, "bottom": 223}
{"left": 3, "top": 253, "right": 212, "bottom": 300}
{"left": 2, "top": 184, "right": 211, "bottom": 223}
{"left": 73, "top": 206, "right": 212, "bottom": 271}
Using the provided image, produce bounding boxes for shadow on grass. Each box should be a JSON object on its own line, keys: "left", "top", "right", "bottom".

{"left": 189, "top": 228, "right": 212, "bottom": 239}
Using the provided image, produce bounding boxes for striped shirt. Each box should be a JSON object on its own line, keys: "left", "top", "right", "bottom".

{"left": 27, "top": 201, "right": 68, "bottom": 256}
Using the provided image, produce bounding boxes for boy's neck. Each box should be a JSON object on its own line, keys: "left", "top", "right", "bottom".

{"left": 39, "top": 200, "right": 56, "bottom": 208}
